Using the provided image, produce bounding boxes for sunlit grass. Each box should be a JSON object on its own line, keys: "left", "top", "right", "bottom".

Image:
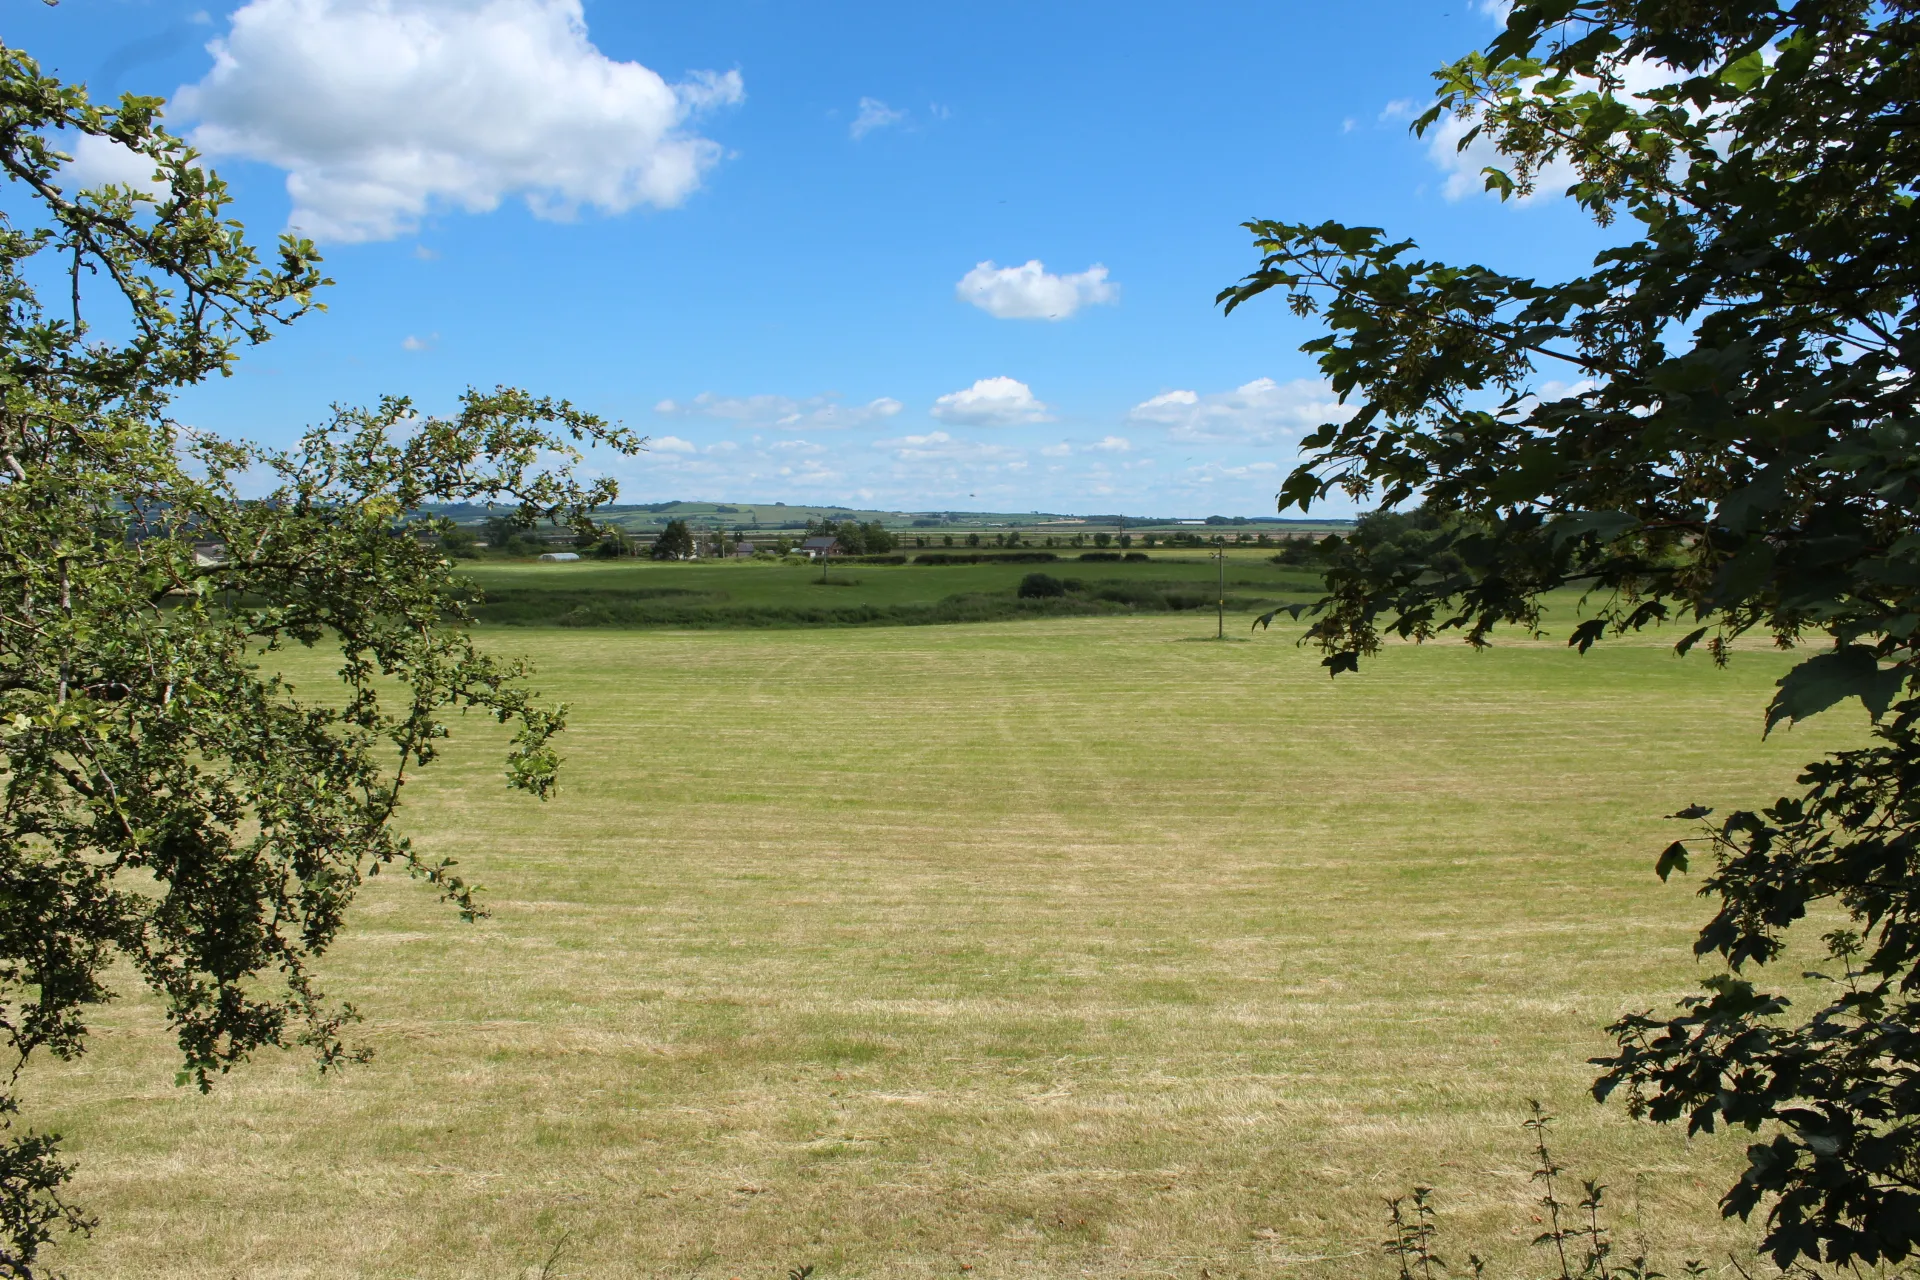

{"left": 40, "top": 613, "right": 1861, "bottom": 1278}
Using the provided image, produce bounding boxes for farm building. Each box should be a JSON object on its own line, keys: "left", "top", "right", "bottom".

{"left": 797, "top": 536, "right": 838, "bottom": 559}
{"left": 537, "top": 551, "right": 580, "bottom": 562}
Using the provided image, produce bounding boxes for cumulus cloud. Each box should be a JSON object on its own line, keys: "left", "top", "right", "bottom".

{"left": 850, "top": 97, "right": 905, "bottom": 139}
{"left": 654, "top": 392, "right": 902, "bottom": 431}
{"left": 1039, "top": 442, "right": 1072, "bottom": 458}
{"left": 174, "top": 0, "right": 744, "bottom": 242}
{"left": 1089, "top": 435, "right": 1131, "bottom": 453}
{"left": 930, "top": 376, "right": 1052, "bottom": 427}
{"left": 652, "top": 435, "right": 697, "bottom": 453}
{"left": 1129, "top": 378, "right": 1353, "bottom": 444}
{"left": 400, "top": 332, "right": 437, "bottom": 351}
{"left": 955, "top": 259, "right": 1118, "bottom": 320}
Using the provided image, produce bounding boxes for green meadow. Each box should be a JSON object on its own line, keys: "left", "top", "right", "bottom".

{"left": 36, "top": 601, "right": 1864, "bottom": 1278}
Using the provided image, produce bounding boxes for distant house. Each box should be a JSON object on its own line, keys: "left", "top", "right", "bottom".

{"left": 190, "top": 540, "right": 228, "bottom": 567}
{"left": 797, "top": 536, "right": 838, "bottom": 559}
{"left": 732, "top": 540, "right": 756, "bottom": 558}
{"left": 537, "top": 551, "right": 580, "bottom": 562}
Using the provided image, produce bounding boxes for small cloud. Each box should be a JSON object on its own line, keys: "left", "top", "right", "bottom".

{"left": 412, "top": 244, "right": 439, "bottom": 260}
{"left": 1090, "top": 435, "right": 1131, "bottom": 453}
{"left": 851, "top": 97, "right": 906, "bottom": 140}
{"left": 1342, "top": 117, "right": 1358, "bottom": 133}
{"left": 1379, "top": 98, "right": 1417, "bottom": 123}
{"left": 653, "top": 435, "right": 697, "bottom": 453}
{"left": 656, "top": 391, "right": 902, "bottom": 430}
{"left": 956, "top": 259, "right": 1118, "bottom": 321}
{"left": 1039, "top": 442, "right": 1072, "bottom": 457}
{"left": 1130, "top": 378, "right": 1354, "bottom": 444}
{"left": 931, "top": 376, "right": 1052, "bottom": 427}
{"left": 400, "top": 332, "right": 437, "bottom": 351}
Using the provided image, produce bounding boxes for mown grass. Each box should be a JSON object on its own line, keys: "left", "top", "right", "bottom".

{"left": 35, "top": 612, "right": 1864, "bottom": 1278}
{"left": 460, "top": 549, "right": 1317, "bottom": 629}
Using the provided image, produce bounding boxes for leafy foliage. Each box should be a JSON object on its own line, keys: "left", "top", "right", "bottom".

{"left": 1223, "top": 0, "right": 1920, "bottom": 1268}
{"left": 0, "top": 41, "right": 637, "bottom": 1275}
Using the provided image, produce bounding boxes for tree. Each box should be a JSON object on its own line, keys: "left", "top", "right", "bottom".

{"left": 1093, "top": 532, "right": 1112, "bottom": 548}
{"left": 0, "top": 43, "right": 638, "bottom": 1275}
{"left": 481, "top": 514, "right": 521, "bottom": 548}
{"left": 1227, "top": 0, "right": 1920, "bottom": 1267}
{"left": 651, "top": 519, "right": 694, "bottom": 560}
{"left": 440, "top": 525, "right": 480, "bottom": 558}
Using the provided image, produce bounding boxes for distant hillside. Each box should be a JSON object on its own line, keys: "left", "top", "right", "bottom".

{"left": 422, "top": 499, "right": 1352, "bottom": 532}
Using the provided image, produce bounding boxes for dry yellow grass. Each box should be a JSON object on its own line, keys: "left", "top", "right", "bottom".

{"left": 35, "top": 615, "right": 1862, "bottom": 1277}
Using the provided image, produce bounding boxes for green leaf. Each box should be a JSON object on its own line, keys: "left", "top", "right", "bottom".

{"left": 1765, "top": 645, "right": 1908, "bottom": 733}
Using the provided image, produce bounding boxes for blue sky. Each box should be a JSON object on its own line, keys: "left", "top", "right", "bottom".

{"left": 11, "top": 0, "right": 1616, "bottom": 516}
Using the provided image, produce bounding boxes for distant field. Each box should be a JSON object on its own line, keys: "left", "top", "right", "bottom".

{"left": 461, "top": 548, "right": 1319, "bottom": 629}
{"left": 38, "top": 614, "right": 1861, "bottom": 1278}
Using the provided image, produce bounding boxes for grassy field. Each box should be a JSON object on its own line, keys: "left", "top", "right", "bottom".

{"left": 461, "top": 549, "right": 1319, "bottom": 629}
{"left": 36, "top": 612, "right": 1863, "bottom": 1278}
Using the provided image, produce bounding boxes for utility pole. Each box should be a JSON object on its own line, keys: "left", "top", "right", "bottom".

{"left": 1214, "top": 538, "right": 1225, "bottom": 640}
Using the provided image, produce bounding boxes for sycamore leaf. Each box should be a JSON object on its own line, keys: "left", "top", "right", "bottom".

{"left": 1656, "top": 840, "right": 1690, "bottom": 881}
{"left": 1547, "top": 509, "right": 1638, "bottom": 549}
{"left": 1766, "top": 645, "right": 1908, "bottom": 734}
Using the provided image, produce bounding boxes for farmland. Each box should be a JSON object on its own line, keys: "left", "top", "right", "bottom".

{"left": 32, "top": 604, "right": 1863, "bottom": 1278}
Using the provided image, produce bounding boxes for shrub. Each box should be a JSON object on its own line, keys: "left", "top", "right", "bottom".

{"left": 1017, "top": 572, "right": 1066, "bottom": 598}
{"left": 1093, "top": 582, "right": 1166, "bottom": 608}
{"left": 1123, "top": 552, "right": 1149, "bottom": 562}
{"left": 1079, "top": 551, "right": 1122, "bottom": 562}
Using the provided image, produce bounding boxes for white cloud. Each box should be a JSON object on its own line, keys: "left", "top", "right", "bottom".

{"left": 174, "top": 0, "right": 743, "bottom": 242}
{"left": 1129, "top": 378, "right": 1354, "bottom": 445}
{"left": 955, "top": 259, "right": 1118, "bottom": 320}
{"left": 1039, "top": 443, "right": 1072, "bottom": 457}
{"left": 652, "top": 435, "right": 697, "bottom": 453}
{"left": 1090, "top": 435, "right": 1131, "bottom": 453}
{"left": 57, "top": 132, "right": 167, "bottom": 196}
{"left": 1379, "top": 98, "right": 1417, "bottom": 122}
{"left": 930, "top": 376, "right": 1052, "bottom": 427}
{"left": 850, "top": 97, "right": 905, "bottom": 139}
{"left": 655, "top": 392, "right": 902, "bottom": 431}
{"left": 400, "top": 332, "right": 437, "bottom": 351}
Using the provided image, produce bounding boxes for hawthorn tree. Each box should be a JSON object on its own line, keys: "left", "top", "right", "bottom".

{"left": 1228, "top": 0, "right": 1920, "bottom": 1268}
{"left": 0, "top": 44, "right": 637, "bottom": 1275}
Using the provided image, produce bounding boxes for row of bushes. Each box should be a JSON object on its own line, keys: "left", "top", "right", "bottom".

{"left": 910, "top": 551, "right": 1060, "bottom": 565}
{"left": 1016, "top": 573, "right": 1270, "bottom": 613}
{"left": 485, "top": 591, "right": 1121, "bottom": 629}
{"left": 1075, "top": 551, "right": 1150, "bottom": 562}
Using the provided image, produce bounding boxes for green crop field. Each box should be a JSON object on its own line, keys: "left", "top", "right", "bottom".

{"left": 36, "top": 612, "right": 1861, "bottom": 1278}
{"left": 461, "top": 548, "right": 1320, "bottom": 629}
